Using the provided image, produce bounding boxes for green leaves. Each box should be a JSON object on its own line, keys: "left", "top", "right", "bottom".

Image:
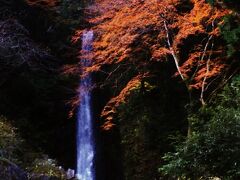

{"left": 206, "top": 0, "right": 240, "bottom": 57}
{"left": 220, "top": 15, "right": 240, "bottom": 57}
{"left": 206, "top": 0, "right": 215, "bottom": 6}
{"left": 160, "top": 75, "right": 240, "bottom": 179}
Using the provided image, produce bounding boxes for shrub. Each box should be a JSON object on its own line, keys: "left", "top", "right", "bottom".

{"left": 0, "top": 116, "right": 24, "bottom": 164}
{"left": 220, "top": 15, "right": 240, "bottom": 57}
{"left": 160, "top": 75, "right": 240, "bottom": 179}
{"left": 29, "top": 156, "right": 66, "bottom": 179}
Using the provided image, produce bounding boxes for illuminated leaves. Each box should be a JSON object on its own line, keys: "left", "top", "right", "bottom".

{"left": 69, "top": 0, "right": 234, "bottom": 129}
{"left": 101, "top": 75, "right": 142, "bottom": 130}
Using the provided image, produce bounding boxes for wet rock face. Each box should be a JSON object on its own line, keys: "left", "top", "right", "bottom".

{"left": 0, "top": 159, "right": 28, "bottom": 180}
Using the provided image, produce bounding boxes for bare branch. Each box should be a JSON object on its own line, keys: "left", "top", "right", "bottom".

{"left": 163, "top": 20, "right": 185, "bottom": 81}
{"left": 0, "top": 19, "right": 56, "bottom": 72}
{"left": 200, "top": 19, "right": 215, "bottom": 106}
{"left": 200, "top": 35, "right": 213, "bottom": 106}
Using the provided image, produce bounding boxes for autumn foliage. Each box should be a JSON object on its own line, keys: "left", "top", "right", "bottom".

{"left": 69, "top": 0, "right": 235, "bottom": 130}
{"left": 25, "top": 0, "right": 59, "bottom": 7}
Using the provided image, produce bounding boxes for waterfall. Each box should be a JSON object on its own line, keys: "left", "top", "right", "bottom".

{"left": 76, "top": 30, "right": 95, "bottom": 180}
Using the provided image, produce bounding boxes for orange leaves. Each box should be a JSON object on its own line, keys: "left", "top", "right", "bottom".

{"left": 194, "top": 60, "right": 225, "bottom": 81}
{"left": 151, "top": 47, "right": 171, "bottom": 61}
{"left": 25, "top": 0, "right": 59, "bottom": 7}
{"left": 67, "top": 0, "right": 234, "bottom": 129}
{"left": 187, "top": 0, "right": 212, "bottom": 24}
{"left": 101, "top": 75, "right": 142, "bottom": 130}
{"left": 62, "top": 64, "right": 79, "bottom": 76}
{"left": 88, "top": 0, "right": 231, "bottom": 129}
{"left": 71, "top": 30, "right": 83, "bottom": 44}
{"left": 168, "top": 0, "right": 230, "bottom": 90}
{"left": 92, "top": 0, "right": 164, "bottom": 63}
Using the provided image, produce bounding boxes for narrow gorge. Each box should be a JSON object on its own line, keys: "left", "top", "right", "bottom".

{"left": 0, "top": 0, "right": 239, "bottom": 180}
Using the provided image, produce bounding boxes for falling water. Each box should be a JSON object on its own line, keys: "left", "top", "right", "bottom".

{"left": 76, "top": 30, "right": 95, "bottom": 180}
